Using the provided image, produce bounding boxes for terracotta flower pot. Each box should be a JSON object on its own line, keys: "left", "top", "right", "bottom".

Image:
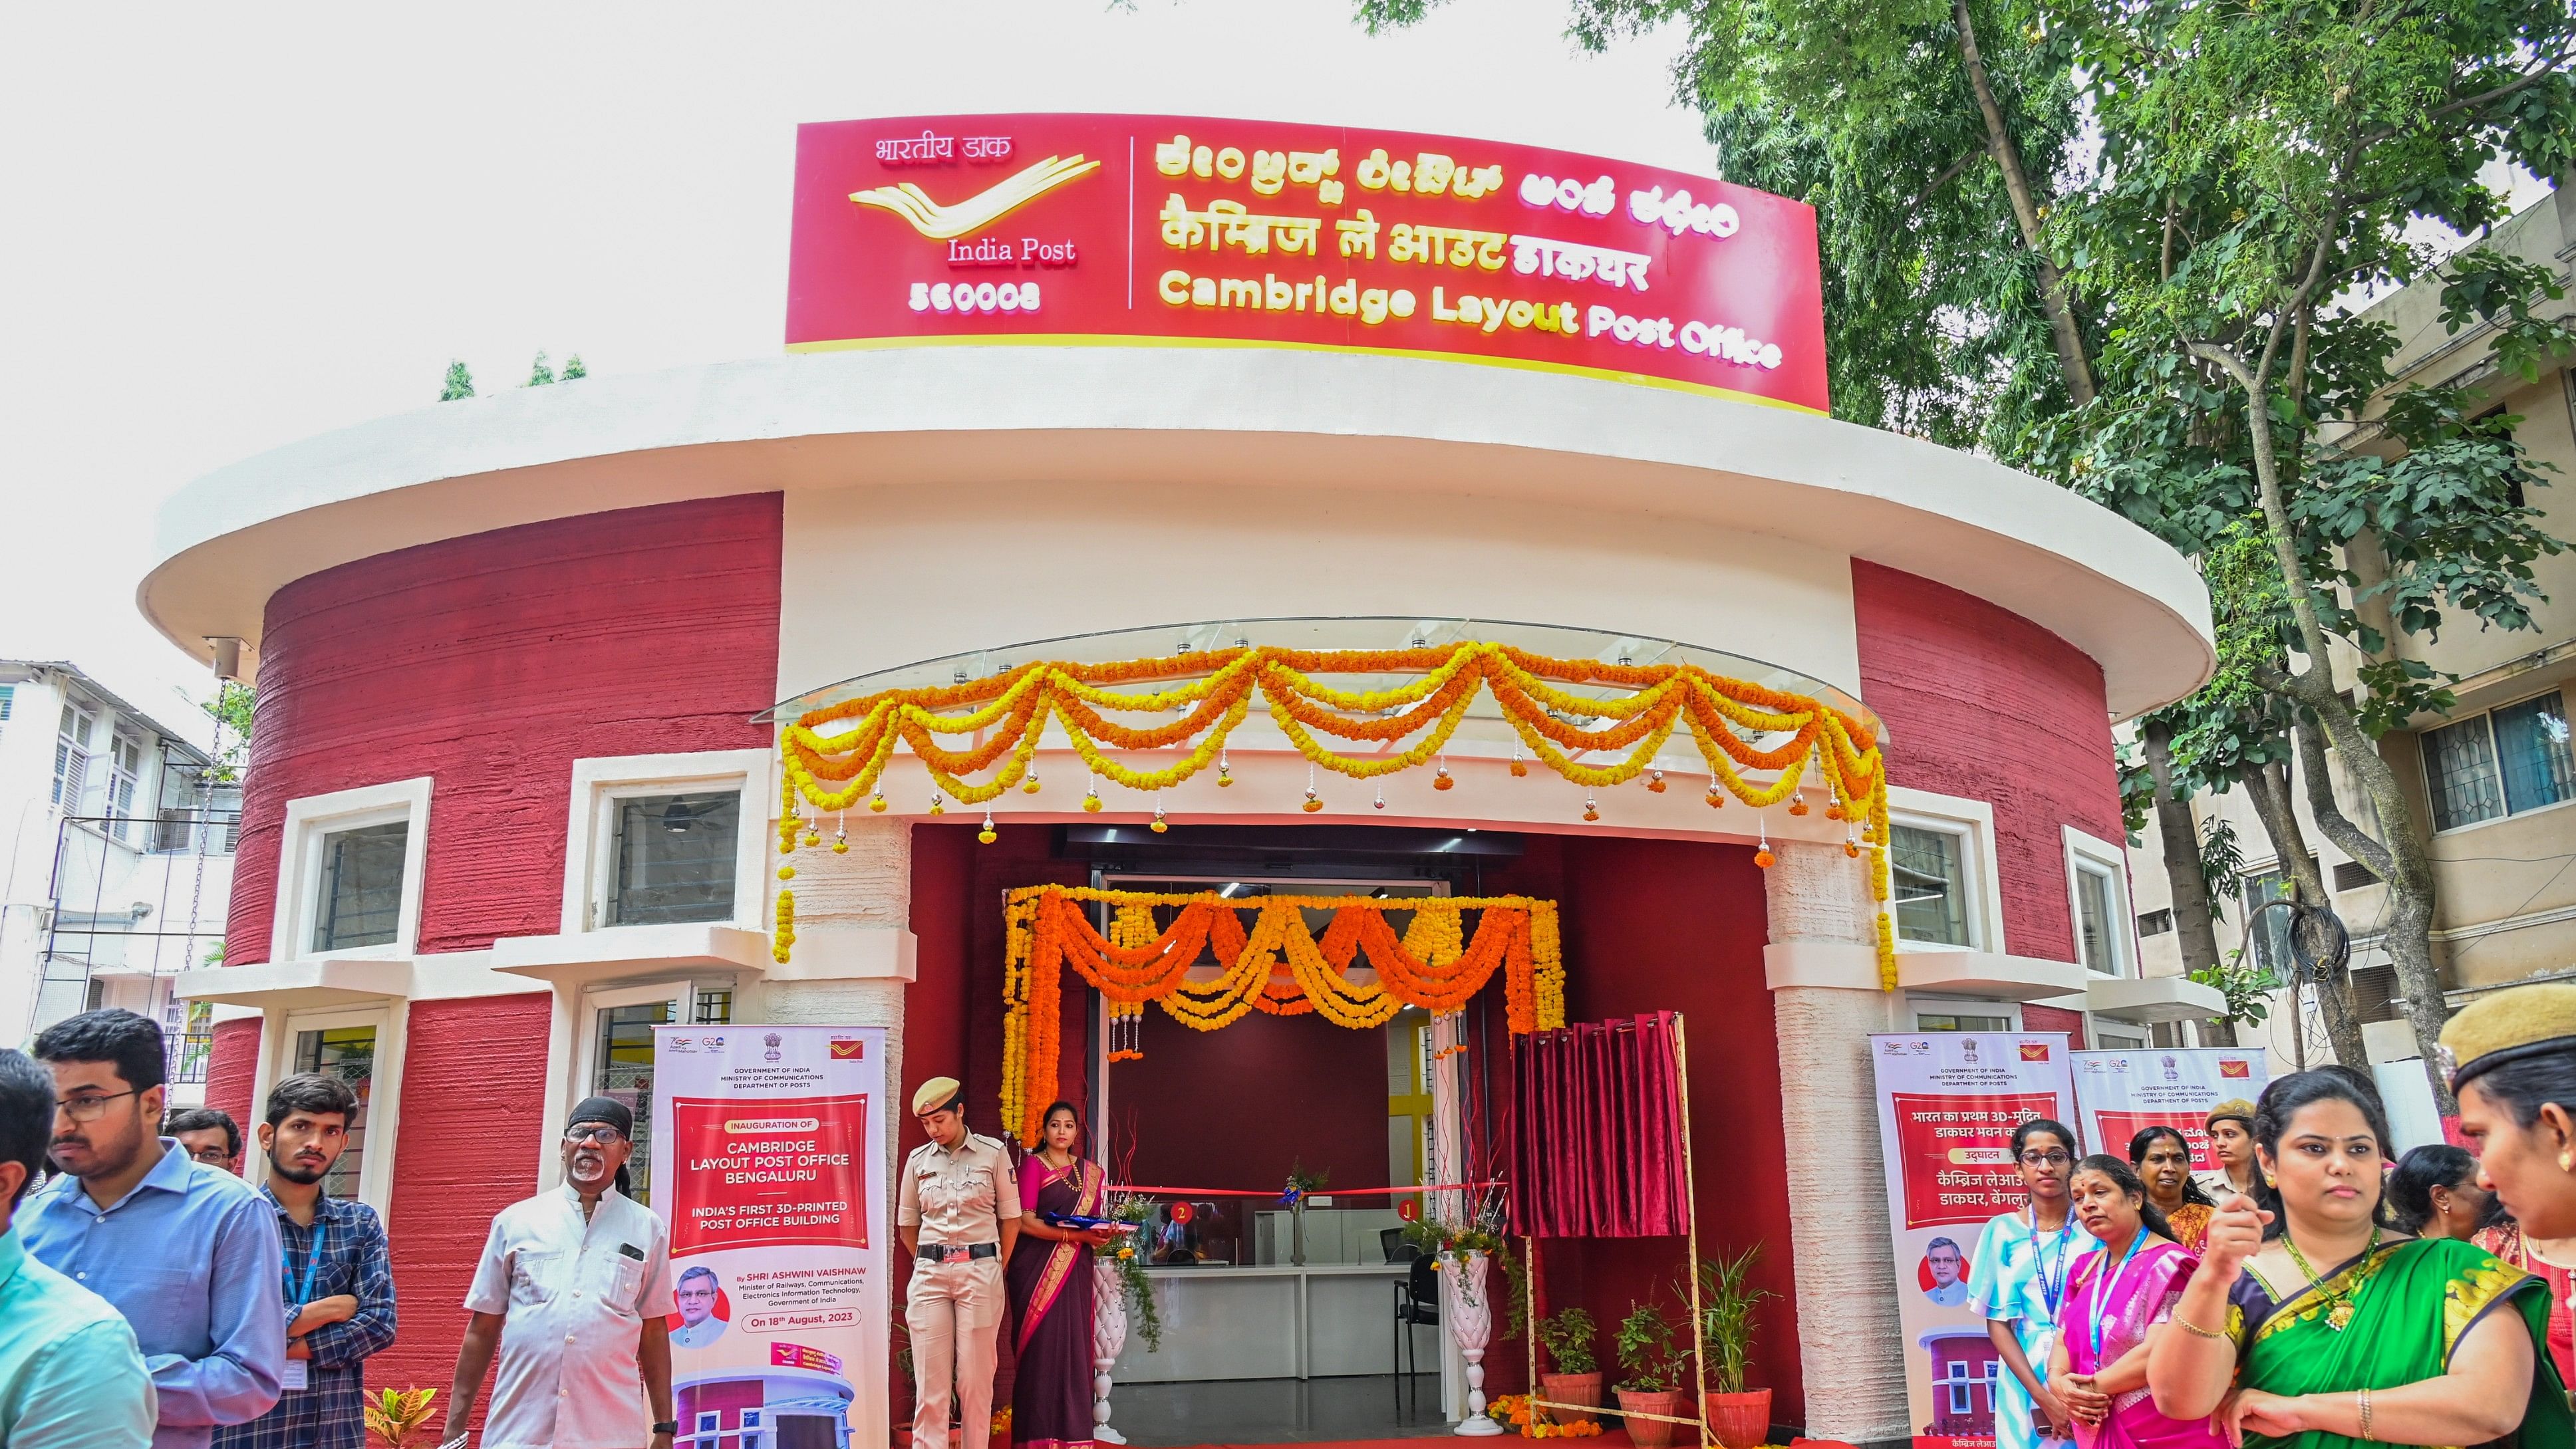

{"left": 1615, "top": 1388, "right": 1688, "bottom": 1449}
{"left": 1703, "top": 1388, "right": 1773, "bottom": 1449}
{"left": 1542, "top": 1371, "right": 1605, "bottom": 1412}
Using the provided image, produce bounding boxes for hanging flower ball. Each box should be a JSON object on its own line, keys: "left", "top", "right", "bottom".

{"left": 1434, "top": 769, "right": 1453, "bottom": 791}
{"left": 869, "top": 793, "right": 888, "bottom": 813}
{"left": 1788, "top": 797, "right": 1810, "bottom": 817}
{"left": 1509, "top": 759, "right": 1528, "bottom": 777}
{"left": 832, "top": 839, "right": 849, "bottom": 855}
{"left": 1705, "top": 790, "right": 1726, "bottom": 809}
{"left": 1301, "top": 791, "right": 1324, "bottom": 813}
{"left": 1083, "top": 793, "right": 1104, "bottom": 814}
{"left": 1582, "top": 803, "right": 1600, "bottom": 823}
{"left": 1825, "top": 801, "right": 1846, "bottom": 821}
{"left": 777, "top": 864, "right": 796, "bottom": 880}
{"left": 1844, "top": 840, "right": 1861, "bottom": 858}
{"left": 1150, "top": 815, "right": 1169, "bottom": 834}
{"left": 802, "top": 830, "right": 821, "bottom": 847}
{"left": 980, "top": 827, "right": 998, "bottom": 845}
{"left": 1022, "top": 777, "right": 1042, "bottom": 795}
{"left": 1217, "top": 763, "right": 1232, "bottom": 787}
{"left": 1647, "top": 770, "right": 1667, "bottom": 794}
{"left": 1755, "top": 847, "right": 1776, "bottom": 868}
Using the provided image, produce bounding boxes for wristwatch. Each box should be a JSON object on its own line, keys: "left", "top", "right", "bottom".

{"left": 653, "top": 1424, "right": 678, "bottom": 1436}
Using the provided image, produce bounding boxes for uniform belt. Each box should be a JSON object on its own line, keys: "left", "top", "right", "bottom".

{"left": 918, "top": 1242, "right": 1000, "bottom": 1262}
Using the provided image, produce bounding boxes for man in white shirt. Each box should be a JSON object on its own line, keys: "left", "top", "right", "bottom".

{"left": 436, "top": 1098, "right": 675, "bottom": 1449}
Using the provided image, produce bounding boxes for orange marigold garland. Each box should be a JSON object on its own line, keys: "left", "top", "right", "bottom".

{"left": 999, "top": 884, "right": 1567, "bottom": 1144}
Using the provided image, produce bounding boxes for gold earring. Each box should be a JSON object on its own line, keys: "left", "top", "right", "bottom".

{"left": 2263, "top": 1170, "right": 2276, "bottom": 1187}
{"left": 2559, "top": 1150, "right": 2572, "bottom": 1174}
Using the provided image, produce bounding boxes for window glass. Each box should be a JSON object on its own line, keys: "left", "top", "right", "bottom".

{"left": 2493, "top": 691, "right": 2573, "bottom": 815}
{"left": 313, "top": 822, "right": 408, "bottom": 952}
{"left": 2074, "top": 861, "right": 2121, "bottom": 974}
{"left": 2422, "top": 716, "right": 2504, "bottom": 831}
{"left": 1890, "top": 824, "right": 1971, "bottom": 946}
{"left": 292, "top": 1025, "right": 375, "bottom": 1198}
{"left": 609, "top": 791, "right": 741, "bottom": 926}
{"left": 1916, "top": 1012, "right": 2011, "bottom": 1031}
{"left": 593, "top": 999, "right": 670, "bottom": 1204}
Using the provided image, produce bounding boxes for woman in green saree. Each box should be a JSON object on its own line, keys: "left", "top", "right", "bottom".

{"left": 2146, "top": 1071, "right": 2571, "bottom": 1449}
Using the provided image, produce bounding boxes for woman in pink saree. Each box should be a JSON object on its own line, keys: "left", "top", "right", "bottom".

{"left": 2048, "top": 1154, "right": 2227, "bottom": 1449}
{"left": 1008, "top": 1101, "right": 1119, "bottom": 1449}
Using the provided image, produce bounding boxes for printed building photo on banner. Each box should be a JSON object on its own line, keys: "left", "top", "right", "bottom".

{"left": 650, "top": 1025, "right": 891, "bottom": 1449}
{"left": 1870, "top": 1033, "right": 2075, "bottom": 1449}
{"left": 2069, "top": 1047, "right": 2268, "bottom": 1165}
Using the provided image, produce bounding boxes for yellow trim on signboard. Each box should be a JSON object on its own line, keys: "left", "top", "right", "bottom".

{"left": 782, "top": 330, "right": 1830, "bottom": 416}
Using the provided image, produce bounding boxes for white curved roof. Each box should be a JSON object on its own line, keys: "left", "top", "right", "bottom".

{"left": 141, "top": 345, "right": 2212, "bottom": 718}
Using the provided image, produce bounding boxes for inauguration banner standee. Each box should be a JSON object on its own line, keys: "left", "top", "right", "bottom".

{"left": 650, "top": 1025, "right": 889, "bottom": 1449}
{"left": 2069, "top": 1047, "right": 2269, "bottom": 1167}
{"left": 1870, "top": 1033, "right": 2075, "bottom": 1449}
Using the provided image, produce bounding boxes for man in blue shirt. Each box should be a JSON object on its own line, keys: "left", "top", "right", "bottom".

{"left": 25, "top": 1009, "right": 284, "bottom": 1449}
{"left": 0, "top": 1045, "right": 157, "bottom": 1446}
{"left": 214, "top": 1071, "right": 397, "bottom": 1449}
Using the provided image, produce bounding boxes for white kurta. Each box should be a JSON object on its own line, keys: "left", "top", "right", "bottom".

{"left": 465, "top": 1185, "right": 676, "bottom": 1449}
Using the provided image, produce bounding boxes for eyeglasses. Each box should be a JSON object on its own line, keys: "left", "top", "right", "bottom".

{"left": 2019, "top": 1150, "right": 2073, "bottom": 1166}
{"left": 187, "top": 1146, "right": 233, "bottom": 1166}
{"left": 55, "top": 1090, "right": 138, "bottom": 1124}
{"left": 563, "top": 1124, "right": 627, "bottom": 1145}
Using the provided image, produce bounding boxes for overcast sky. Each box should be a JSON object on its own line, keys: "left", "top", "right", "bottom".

{"left": 0, "top": 1, "right": 1710, "bottom": 744}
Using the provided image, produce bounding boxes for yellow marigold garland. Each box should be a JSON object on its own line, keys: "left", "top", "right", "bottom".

{"left": 998, "top": 884, "right": 1568, "bottom": 1143}
{"left": 775, "top": 642, "right": 1895, "bottom": 996}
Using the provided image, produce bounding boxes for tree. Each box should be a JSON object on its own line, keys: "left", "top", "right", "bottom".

{"left": 201, "top": 681, "right": 255, "bottom": 783}
{"left": 2053, "top": 0, "right": 2576, "bottom": 1103}
{"left": 440, "top": 360, "right": 474, "bottom": 401}
{"left": 527, "top": 351, "right": 556, "bottom": 386}
{"left": 561, "top": 353, "right": 587, "bottom": 380}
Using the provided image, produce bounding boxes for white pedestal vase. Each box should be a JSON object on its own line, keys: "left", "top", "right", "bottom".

{"left": 1445, "top": 1250, "right": 1505, "bottom": 1436}
{"left": 1091, "top": 1258, "right": 1130, "bottom": 1445}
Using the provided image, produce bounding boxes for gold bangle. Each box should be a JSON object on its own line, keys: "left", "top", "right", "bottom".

{"left": 2359, "top": 1388, "right": 2374, "bottom": 1441}
{"left": 2171, "top": 1315, "right": 2226, "bottom": 1341}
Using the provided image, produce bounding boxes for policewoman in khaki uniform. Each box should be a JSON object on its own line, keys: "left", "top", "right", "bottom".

{"left": 898, "top": 1077, "right": 1021, "bottom": 1449}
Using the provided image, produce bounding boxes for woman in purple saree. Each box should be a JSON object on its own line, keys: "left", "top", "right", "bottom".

{"left": 2048, "top": 1155, "right": 2227, "bottom": 1449}
{"left": 1010, "top": 1102, "right": 1117, "bottom": 1449}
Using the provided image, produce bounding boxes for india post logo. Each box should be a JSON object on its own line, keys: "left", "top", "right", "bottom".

{"left": 830, "top": 1039, "right": 865, "bottom": 1060}
{"left": 2019, "top": 1043, "right": 2052, "bottom": 1062}
{"left": 2220, "top": 1059, "right": 2251, "bottom": 1078}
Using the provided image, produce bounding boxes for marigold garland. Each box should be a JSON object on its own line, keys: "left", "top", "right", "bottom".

{"left": 776, "top": 641, "right": 1895, "bottom": 994}
{"left": 999, "top": 884, "right": 1568, "bottom": 1144}
{"left": 1491, "top": 1394, "right": 1604, "bottom": 1438}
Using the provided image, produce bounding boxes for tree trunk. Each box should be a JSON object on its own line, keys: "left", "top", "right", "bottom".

{"left": 2141, "top": 722, "right": 2222, "bottom": 974}
{"left": 2239, "top": 761, "right": 2370, "bottom": 1072}
{"left": 1951, "top": 0, "right": 2096, "bottom": 407}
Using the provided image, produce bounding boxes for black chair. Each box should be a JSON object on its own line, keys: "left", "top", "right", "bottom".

{"left": 1392, "top": 1252, "right": 1441, "bottom": 1410}
{"left": 1381, "top": 1227, "right": 1413, "bottom": 1263}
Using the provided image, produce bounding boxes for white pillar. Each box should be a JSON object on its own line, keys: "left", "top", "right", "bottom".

{"left": 762, "top": 816, "right": 915, "bottom": 1190}
{"left": 1763, "top": 841, "right": 1910, "bottom": 1444}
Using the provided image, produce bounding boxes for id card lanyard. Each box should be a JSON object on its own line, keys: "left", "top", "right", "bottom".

{"left": 2087, "top": 1228, "right": 2150, "bottom": 1360}
{"left": 281, "top": 1216, "right": 327, "bottom": 1392}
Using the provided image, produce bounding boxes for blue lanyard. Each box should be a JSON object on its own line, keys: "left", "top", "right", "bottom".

{"left": 2086, "top": 1228, "right": 2149, "bottom": 1359}
{"left": 2028, "top": 1208, "right": 2075, "bottom": 1317}
{"left": 285, "top": 1216, "right": 329, "bottom": 1308}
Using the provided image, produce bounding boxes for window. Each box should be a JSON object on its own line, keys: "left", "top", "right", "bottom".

{"left": 293, "top": 1024, "right": 376, "bottom": 1198}
{"left": 0, "top": 684, "right": 13, "bottom": 724}
{"left": 1944, "top": 1359, "right": 1973, "bottom": 1415}
{"left": 2424, "top": 690, "right": 2575, "bottom": 831}
{"left": 53, "top": 702, "right": 94, "bottom": 808}
{"left": 696, "top": 1413, "right": 722, "bottom": 1436}
{"left": 2074, "top": 861, "right": 2121, "bottom": 973}
{"left": 1892, "top": 824, "right": 1971, "bottom": 946}
{"left": 2333, "top": 860, "right": 2377, "bottom": 893}
{"left": 312, "top": 823, "right": 408, "bottom": 952}
{"left": 2095, "top": 1023, "right": 2148, "bottom": 1049}
{"left": 108, "top": 735, "right": 142, "bottom": 840}
{"left": 564, "top": 752, "right": 768, "bottom": 936}
{"left": 1918, "top": 1011, "right": 2013, "bottom": 1032}
{"left": 2239, "top": 863, "right": 2310, "bottom": 978}
{"left": 2138, "top": 908, "right": 2175, "bottom": 937}
{"left": 593, "top": 1000, "right": 667, "bottom": 1204}
{"left": 607, "top": 791, "right": 742, "bottom": 926}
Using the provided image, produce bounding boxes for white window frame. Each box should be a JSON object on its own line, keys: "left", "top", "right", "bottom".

{"left": 543, "top": 975, "right": 732, "bottom": 1189}
{"left": 1907, "top": 995, "right": 2023, "bottom": 1032}
{"left": 251, "top": 1001, "right": 407, "bottom": 1214}
{"left": 1886, "top": 787, "right": 2006, "bottom": 954}
{"left": 2419, "top": 684, "right": 2576, "bottom": 836}
{"left": 273, "top": 778, "right": 432, "bottom": 961}
{"left": 561, "top": 751, "right": 770, "bottom": 935}
{"left": 53, "top": 700, "right": 96, "bottom": 809}
{"left": 2064, "top": 825, "right": 2136, "bottom": 978}
{"left": 2092, "top": 1019, "right": 2150, "bottom": 1049}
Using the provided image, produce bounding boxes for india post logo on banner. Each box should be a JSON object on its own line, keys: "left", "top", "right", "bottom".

{"left": 829, "top": 1039, "right": 865, "bottom": 1060}
{"left": 2221, "top": 1058, "right": 2252, "bottom": 1078}
{"left": 667, "top": 1094, "right": 871, "bottom": 1255}
{"left": 2019, "top": 1043, "right": 2051, "bottom": 1062}
{"left": 772, "top": 1342, "right": 846, "bottom": 1375}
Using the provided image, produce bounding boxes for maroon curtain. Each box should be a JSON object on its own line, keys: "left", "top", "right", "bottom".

{"left": 1509, "top": 1012, "right": 1689, "bottom": 1237}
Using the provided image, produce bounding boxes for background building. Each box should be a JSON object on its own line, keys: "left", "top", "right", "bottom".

{"left": 2128, "top": 178, "right": 2576, "bottom": 1073}
{"left": 0, "top": 660, "right": 237, "bottom": 1101}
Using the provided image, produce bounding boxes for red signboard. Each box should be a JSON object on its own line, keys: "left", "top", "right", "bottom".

{"left": 787, "top": 113, "right": 1829, "bottom": 413}
{"left": 1887, "top": 1090, "right": 2063, "bottom": 1230}
{"left": 666, "top": 1093, "right": 871, "bottom": 1256}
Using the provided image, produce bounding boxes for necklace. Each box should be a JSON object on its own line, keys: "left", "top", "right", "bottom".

{"left": 2279, "top": 1225, "right": 2380, "bottom": 1331}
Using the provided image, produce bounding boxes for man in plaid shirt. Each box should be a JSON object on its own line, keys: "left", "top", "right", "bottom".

{"left": 212, "top": 1073, "right": 397, "bottom": 1449}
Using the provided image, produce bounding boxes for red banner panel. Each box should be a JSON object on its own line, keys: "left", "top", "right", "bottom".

{"left": 665, "top": 1093, "right": 871, "bottom": 1256}
{"left": 787, "top": 113, "right": 1829, "bottom": 414}
{"left": 1887, "top": 1090, "right": 2062, "bottom": 1230}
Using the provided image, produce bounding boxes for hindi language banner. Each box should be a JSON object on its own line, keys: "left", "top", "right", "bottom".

{"left": 1871, "top": 1033, "right": 2074, "bottom": 1449}
{"left": 650, "top": 1025, "right": 889, "bottom": 1449}
{"left": 2070, "top": 1047, "right": 2269, "bottom": 1168}
{"left": 787, "top": 113, "right": 1830, "bottom": 412}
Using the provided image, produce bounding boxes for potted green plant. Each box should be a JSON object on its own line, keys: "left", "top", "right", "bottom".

{"left": 1614, "top": 1297, "right": 1690, "bottom": 1449}
{"left": 1538, "top": 1307, "right": 1602, "bottom": 1412}
{"left": 1695, "top": 1244, "right": 1777, "bottom": 1449}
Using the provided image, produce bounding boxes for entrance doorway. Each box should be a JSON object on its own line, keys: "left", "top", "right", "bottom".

{"left": 1087, "top": 872, "right": 1473, "bottom": 1442}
